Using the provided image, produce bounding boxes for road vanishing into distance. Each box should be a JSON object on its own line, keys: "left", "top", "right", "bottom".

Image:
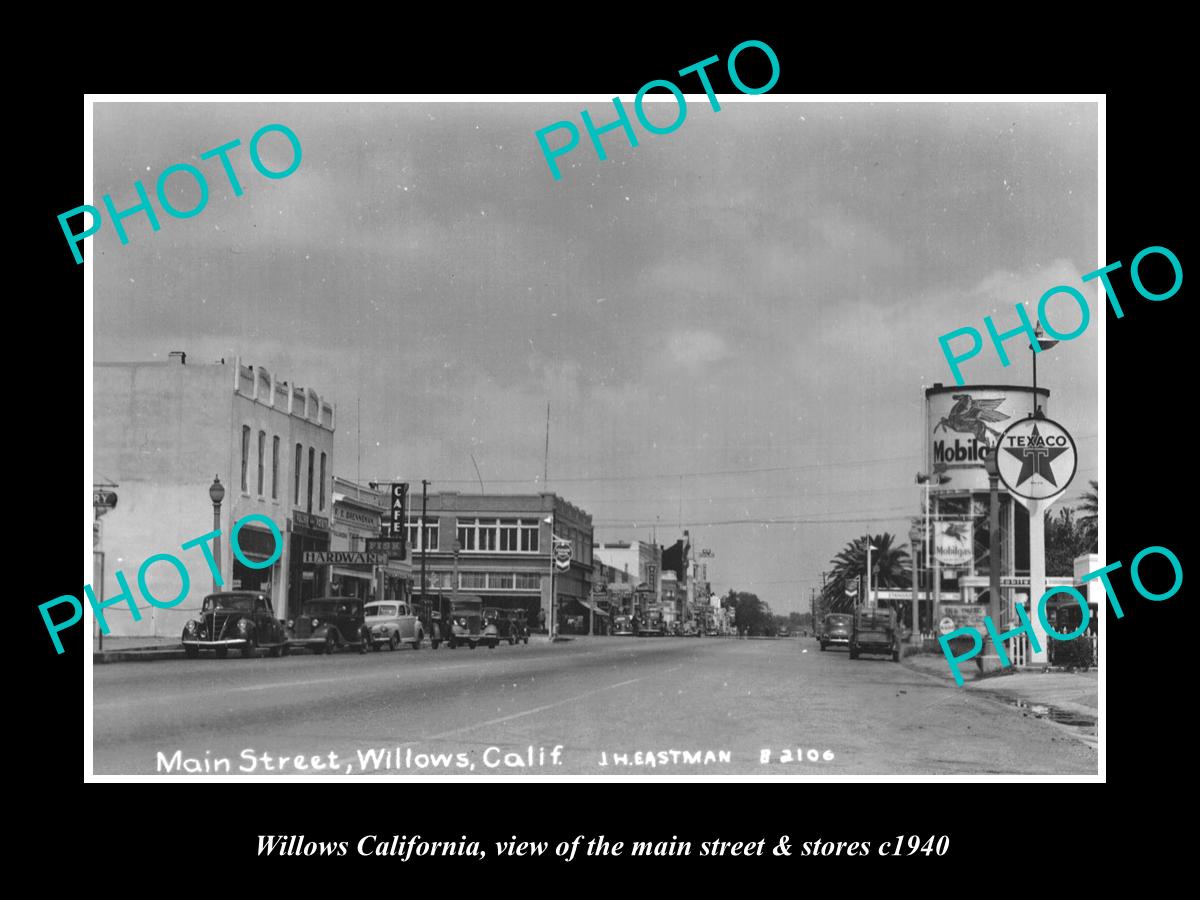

{"left": 93, "top": 636, "right": 1096, "bottom": 776}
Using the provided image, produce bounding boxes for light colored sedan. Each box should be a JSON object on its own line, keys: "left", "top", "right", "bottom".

{"left": 364, "top": 601, "right": 425, "bottom": 651}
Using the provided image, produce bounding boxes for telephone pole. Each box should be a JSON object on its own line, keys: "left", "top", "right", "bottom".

{"left": 420, "top": 479, "right": 429, "bottom": 620}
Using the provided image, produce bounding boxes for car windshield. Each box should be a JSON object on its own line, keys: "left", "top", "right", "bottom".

{"left": 826, "top": 615, "right": 852, "bottom": 626}
{"left": 302, "top": 601, "right": 339, "bottom": 616}
{"left": 366, "top": 605, "right": 397, "bottom": 617}
{"left": 204, "top": 595, "right": 255, "bottom": 612}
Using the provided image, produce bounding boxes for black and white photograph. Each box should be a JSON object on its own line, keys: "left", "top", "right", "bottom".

{"left": 82, "top": 94, "right": 1105, "bottom": 780}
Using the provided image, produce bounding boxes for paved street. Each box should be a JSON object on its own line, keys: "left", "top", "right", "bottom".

{"left": 93, "top": 637, "right": 1096, "bottom": 776}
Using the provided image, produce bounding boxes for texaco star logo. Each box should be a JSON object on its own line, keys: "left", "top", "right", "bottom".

{"left": 995, "top": 417, "right": 1077, "bottom": 501}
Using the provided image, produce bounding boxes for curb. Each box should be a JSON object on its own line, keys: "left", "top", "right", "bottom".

{"left": 94, "top": 648, "right": 187, "bottom": 664}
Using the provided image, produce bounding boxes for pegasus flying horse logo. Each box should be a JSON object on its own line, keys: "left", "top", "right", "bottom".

{"left": 934, "top": 394, "right": 1010, "bottom": 444}
{"left": 941, "top": 522, "right": 968, "bottom": 542}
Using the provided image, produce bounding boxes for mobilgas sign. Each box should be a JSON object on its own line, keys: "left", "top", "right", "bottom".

{"left": 926, "top": 386, "right": 1043, "bottom": 493}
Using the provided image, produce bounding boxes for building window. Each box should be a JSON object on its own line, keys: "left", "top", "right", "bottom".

{"left": 460, "top": 572, "right": 486, "bottom": 590}
{"left": 478, "top": 519, "right": 498, "bottom": 551}
{"left": 488, "top": 572, "right": 514, "bottom": 590}
{"left": 406, "top": 516, "right": 439, "bottom": 552}
{"left": 456, "top": 519, "right": 477, "bottom": 552}
{"left": 319, "top": 452, "right": 327, "bottom": 511}
{"left": 307, "top": 447, "right": 315, "bottom": 513}
{"left": 271, "top": 436, "right": 279, "bottom": 500}
{"left": 257, "top": 430, "right": 266, "bottom": 496}
{"left": 520, "top": 520, "right": 540, "bottom": 553}
{"left": 499, "top": 519, "right": 519, "bottom": 552}
{"left": 241, "top": 426, "right": 250, "bottom": 492}
{"left": 514, "top": 572, "right": 541, "bottom": 590}
{"left": 293, "top": 443, "right": 302, "bottom": 505}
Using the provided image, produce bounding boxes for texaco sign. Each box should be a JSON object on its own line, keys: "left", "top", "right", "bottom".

{"left": 995, "top": 417, "right": 1077, "bottom": 503}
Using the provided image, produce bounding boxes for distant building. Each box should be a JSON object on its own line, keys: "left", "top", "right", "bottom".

{"left": 93, "top": 353, "right": 336, "bottom": 637}
{"left": 407, "top": 492, "right": 594, "bottom": 633}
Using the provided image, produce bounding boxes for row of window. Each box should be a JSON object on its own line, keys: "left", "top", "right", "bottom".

{"left": 241, "top": 426, "right": 326, "bottom": 513}
{"left": 424, "top": 571, "right": 543, "bottom": 591}
{"left": 454, "top": 518, "right": 542, "bottom": 553}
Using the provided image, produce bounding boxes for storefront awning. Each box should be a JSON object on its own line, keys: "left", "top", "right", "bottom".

{"left": 573, "top": 598, "right": 610, "bottom": 617}
{"left": 332, "top": 566, "right": 373, "bottom": 580}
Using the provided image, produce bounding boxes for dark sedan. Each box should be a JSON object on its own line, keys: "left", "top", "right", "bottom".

{"left": 286, "top": 598, "right": 369, "bottom": 654}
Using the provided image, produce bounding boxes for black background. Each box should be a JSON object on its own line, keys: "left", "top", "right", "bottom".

{"left": 23, "top": 22, "right": 1185, "bottom": 886}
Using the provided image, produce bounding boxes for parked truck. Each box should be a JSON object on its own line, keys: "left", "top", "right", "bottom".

{"left": 849, "top": 607, "right": 900, "bottom": 662}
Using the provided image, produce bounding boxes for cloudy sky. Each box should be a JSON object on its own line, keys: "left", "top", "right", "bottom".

{"left": 92, "top": 100, "right": 1099, "bottom": 614}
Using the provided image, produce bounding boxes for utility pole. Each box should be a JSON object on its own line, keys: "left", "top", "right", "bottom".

{"left": 420, "top": 479, "right": 429, "bottom": 621}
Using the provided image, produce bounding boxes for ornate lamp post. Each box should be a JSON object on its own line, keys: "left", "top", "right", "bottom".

{"left": 209, "top": 475, "right": 225, "bottom": 594}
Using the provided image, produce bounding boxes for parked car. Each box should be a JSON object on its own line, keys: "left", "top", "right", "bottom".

{"left": 612, "top": 614, "right": 635, "bottom": 636}
{"left": 182, "top": 592, "right": 288, "bottom": 659}
{"left": 778, "top": 627, "right": 791, "bottom": 637}
{"left": 447, "top": 595, "right": 499, "bottom": 649}
{"left": 849, "top": 607, "right": 900, "bottom": 662}
{"left": 820, "top": 613, "right": 854, "bottom": 651}
{"left": 286, "top": 597, "right": 369, "bottom": 654}
{"left": 364, "top": 599, "right": 425, "bottom": 651}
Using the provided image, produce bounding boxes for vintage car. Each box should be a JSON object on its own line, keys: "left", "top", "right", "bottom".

{"left": 819, "top": 613, "right": 854, "bottom": 651}
{"left": 849, "top": 607, "right": 900, "bottom": 662}
{"left": 286, "top": 597, "right": 369, "bottom": 654}
{"left": 611, "top": 614, "right": 635, "bottom": 636}
{"left": 447, "top": 595, "right": 500, "bottom": 649}
{"left": 364, "top": 599, "right": 425, "bottom": 651}
{"left": 182, "top": 592, "right": 288, "bottom": 659}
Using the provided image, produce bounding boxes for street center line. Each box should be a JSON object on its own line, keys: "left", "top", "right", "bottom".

{"left": 422, "top": 666, "right": 682, "bottom": 741}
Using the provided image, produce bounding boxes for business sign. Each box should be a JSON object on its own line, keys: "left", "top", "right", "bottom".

{"left": 365, "top": 538, "right": 406, "bottom": 558}
{"left": 926, "top": 386, "right": 1045, "bottom": 492}
{"left": 302, "top": 551, "right": 388, "bottom": 565}
{"left": 647, "top": 563, "right": 658, "bottom": 587}
{"left": 333, "top": 505, "right": 381, "bottom": 530}
{"left": 93, "top": 489, "right": 118, "bottom": 515}
{"left": 959, "top": 575, "right": 1075, "bottom": 589}
{"left": 995, "top": 418, "right": 1077, "bottom": 505}
{"left": 933, "top": 520, "right": 973, "bottom": 567}
{"left": 942, "top": 603, "right": 987, "bottom": 631}
{"left": 553, "top": 537, "right": 572, "bottom": 571}
{"left": 388, "top": 483, "right": 409, "bottom": 559}
{"left": 938, "top": 617, "right": 957, "bottom": 636}
{"left": 293, "top": 511, "right": 330, "bottom": 532}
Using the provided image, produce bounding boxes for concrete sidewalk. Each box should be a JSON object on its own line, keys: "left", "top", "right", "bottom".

{"left": 93, "top": 635, "right": 185, "bottom": 664}
{"left": 904, "top": 652, "right": 1098, "bottom": 723}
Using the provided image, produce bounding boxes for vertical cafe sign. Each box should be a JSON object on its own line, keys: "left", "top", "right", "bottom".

{"left": 390, "top": 483, "right": 408, "bottom": 560}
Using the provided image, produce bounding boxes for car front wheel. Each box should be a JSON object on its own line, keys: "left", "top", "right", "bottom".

{"left": 389, "top": 633, "right": 399, "bottom": 651}
{"left": 324, "top": 634, "right": 336, "bottom": 655}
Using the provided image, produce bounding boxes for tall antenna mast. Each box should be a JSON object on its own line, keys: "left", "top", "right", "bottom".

{"left": 543, "top": 402, "right": 550, "bottom": 487}
{"left": 356, "top": 395, "right": 362, "bottom": 498}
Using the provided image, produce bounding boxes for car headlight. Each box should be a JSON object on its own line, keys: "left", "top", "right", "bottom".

{"left": 311, "top": 618, "right": 320, "bottom": 629}
{"left": 237, "top": 619, "right": 251, "bottom": 634}
{"left": 287, "top": 619, "right": 295, "bottom": 629}
{"left": 184, "top": 621, "right": 197, "bottom": 634}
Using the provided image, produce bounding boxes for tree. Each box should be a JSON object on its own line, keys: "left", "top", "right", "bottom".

{"left": 824, "top": 533, "right": 911, "bottom": 612}
{"left": 1076, "top": 480, "right": 1098, "bottom": 552}
{"left": 1045, "top": 506, "right": 1096, "bottom": 576}
{"left": 721, "top": 589, "right": 774, "bottom": 636}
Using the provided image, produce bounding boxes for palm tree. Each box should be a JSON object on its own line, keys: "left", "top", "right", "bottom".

{"left": 824, "top": 533, "right": 911, "bottom": 611}
{"left": 1077, "top": 480, "right": 1098, "bottom": 552}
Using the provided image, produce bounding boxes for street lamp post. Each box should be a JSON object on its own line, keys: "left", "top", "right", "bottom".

{"left": 209, "top": 475, "right": 225, "bottom": 594}
{"left": 865, "top": 540, "right": 875, "bottom": 608}
{"left": 982, "top": 449, "right": 1003, "bottom": 672}
{"left": 544, "top": 513, "right": 555, "bottom": 641}
{"left": 908, "top": 524, "right": 922, "bottom": 642}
